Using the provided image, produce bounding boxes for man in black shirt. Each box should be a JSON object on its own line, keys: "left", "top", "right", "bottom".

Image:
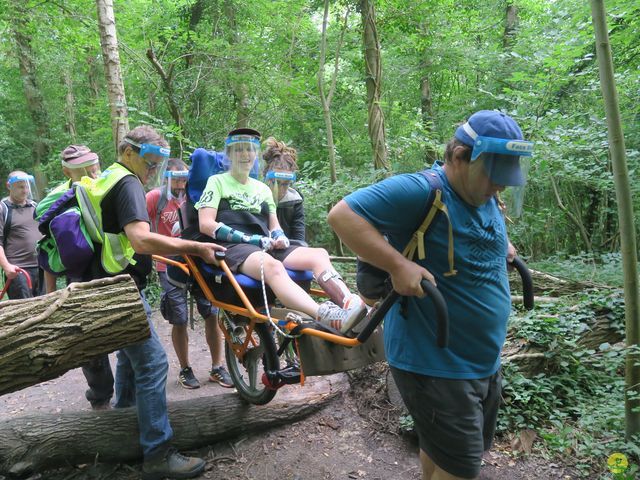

{"left": 91, "top": 125, "right": 224, "bottom": 480}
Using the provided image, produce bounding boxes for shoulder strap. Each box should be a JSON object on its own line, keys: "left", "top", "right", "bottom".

{"left": 153, "top": 189, "right": 169, "bottom": 233}
{"left": 1, "top": 199, "right": 11, "bottom": 247}
{"left": 401, "top": 169, "right": 457, "bottom": 277}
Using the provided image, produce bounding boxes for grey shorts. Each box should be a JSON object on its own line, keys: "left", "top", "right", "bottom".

{"left": 158, "top": 270, "right": 216, "bottom": 325}
{"left": 223, "top": 243, "right": 300, "bottom": 272}
{"left": 390, "top": 366, "right": 502, "bottom": 479}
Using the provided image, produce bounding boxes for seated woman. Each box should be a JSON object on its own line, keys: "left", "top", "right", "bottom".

{"left": 196, "top": 128, "right": 366, "bottom": 334}
{"left": 262, "top": 137, "right": 305, "bottom": 244}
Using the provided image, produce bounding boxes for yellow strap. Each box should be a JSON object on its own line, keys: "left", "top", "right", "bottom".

{"left": 401, "top": 189, "right": 457, "bottom": 277}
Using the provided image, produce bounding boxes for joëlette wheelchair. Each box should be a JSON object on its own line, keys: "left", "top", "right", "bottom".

{"left": 154, "top": 148, "right": 534, "bottom": 405}
{"left": 155, "top": 249, "right": 533, "bottom": 406}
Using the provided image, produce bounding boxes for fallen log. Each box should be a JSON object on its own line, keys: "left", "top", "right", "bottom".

{"left": 0, "top": 375, "right": 347, "bottom": 476}
{"left": 0, "top": 275, "right": 149, "bottom": 396}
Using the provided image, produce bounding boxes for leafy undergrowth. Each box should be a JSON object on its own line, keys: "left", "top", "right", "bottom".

{"left": 503, "top": 253, "right": 639, "bottom": 478}
{"left": 397, "top": 253, "right": 640, "bottom": 479}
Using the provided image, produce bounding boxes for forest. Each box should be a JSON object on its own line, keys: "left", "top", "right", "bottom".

{"left": 0, "top": 0, "right": 639, "bottom": 478}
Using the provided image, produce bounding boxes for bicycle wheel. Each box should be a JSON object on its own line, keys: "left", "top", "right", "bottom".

{"left": 220, "top": 309, "right": 280, "bottom": 405}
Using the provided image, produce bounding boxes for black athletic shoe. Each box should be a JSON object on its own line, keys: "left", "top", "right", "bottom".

{"left": 177, "top": 366, "right": 200, "bottom": 390}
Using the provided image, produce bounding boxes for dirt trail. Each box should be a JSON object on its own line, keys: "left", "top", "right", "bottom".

{"left": 0, "top": 311, "right": 580, "bottom": 479}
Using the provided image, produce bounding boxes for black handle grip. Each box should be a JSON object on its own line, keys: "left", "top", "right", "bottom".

{"left": 356, "top": 279, "right": 449, "bottom": 348}
{"left": 510, "top": 256, "right": 534, "bottom": 310}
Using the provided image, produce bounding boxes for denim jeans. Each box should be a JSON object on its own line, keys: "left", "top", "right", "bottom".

{"left": 114, "top": 293, "right": 173, "bottom": 458}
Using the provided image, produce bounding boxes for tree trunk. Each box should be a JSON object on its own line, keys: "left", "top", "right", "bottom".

{"left": 590, "top": 0, "right": 640, "bottom": 439}
{"left": 503, "top": 1, "right": 518, "bottom": 49}
{"left": 0, "top": 375, "right": 347, "bottom": 476}
{"left": 318, "top": 1, "right": 350, "bottom": 185}
{"left": 64, "top": 71, "right": 78, "bottom": 141}
{"left": 146, "top": 48, "right": 186, "bottom": 156}
{"left": 0, "top": 275, "right": 149, "bottom": 396}
{"left": 360, "top": 0, "right": 389, "bottom": 171}
{"left": 95, "top": 0, "right": 129, "bottom": 153}
{"left": 11, "top": 1, "right": 50, "bottom": 193}
{"left": 223, "top": 0, "right": 250, "bottom": 129}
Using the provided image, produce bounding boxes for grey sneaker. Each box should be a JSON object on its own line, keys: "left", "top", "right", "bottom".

{"left": 177, "top": 366, "right": 200, "bottom": 390}
{"left": 209, "top": 365, "right": 233, "bottom": 388}
{"left": 142, "top": 447, "right": 205, "bottom": 479}
{"left": 317, "top": 298, "right": 367, "bottom": 334}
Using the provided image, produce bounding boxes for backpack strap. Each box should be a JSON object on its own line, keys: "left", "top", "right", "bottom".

{"left": 153, "top": 188, "right": 169, "bottom": 233}
{"left": 401, "top": 169, "right": 457, "bottom": 277}
{"left": 1, "top": 199, "right": 11, "bottom": 247}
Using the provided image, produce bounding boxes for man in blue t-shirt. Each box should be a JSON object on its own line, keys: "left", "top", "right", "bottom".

{"left": 328, "top": 110, "right": 533, "bottom": 480}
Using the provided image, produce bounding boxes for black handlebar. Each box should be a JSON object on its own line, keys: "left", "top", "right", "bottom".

{"left": 356, "top": 279, "right": 449, "bottom": 348}
{"left": 509, "top": 256, "right": 534, "bottom": 310}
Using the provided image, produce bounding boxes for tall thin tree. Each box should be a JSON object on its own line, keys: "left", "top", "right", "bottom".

{"left": 10, "top": 1, "right": 50, "bottom": 191}
{"left": 318, "top": 1, "right": 350, "bottom": 184}
{"left": 95, "top": 0, "right": 129, "bottom": 153}
{"left": 590, "top": 0, "right": 640, "bottom": 439}
{"left": 360, "top": 0, "right": 389, "bottom": 171}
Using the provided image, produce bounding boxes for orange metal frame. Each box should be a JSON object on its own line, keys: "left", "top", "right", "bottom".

{"left": 153, "top": 255, "right": 363, "bottom": 351}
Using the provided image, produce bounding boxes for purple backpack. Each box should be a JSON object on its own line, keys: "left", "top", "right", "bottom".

{"left": 37, "top": 187, "right": 95, "bottom": 278}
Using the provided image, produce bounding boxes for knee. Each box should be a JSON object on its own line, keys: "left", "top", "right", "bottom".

{"left": 264, "top": 258, "right": 287, "bottom": 278}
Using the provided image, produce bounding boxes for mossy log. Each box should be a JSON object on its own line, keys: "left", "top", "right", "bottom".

{"left": 0, "top": 275, "right": 149, "bottom": 396}
{"left": 0, "top": 375, "right": 347, "bottom": 477}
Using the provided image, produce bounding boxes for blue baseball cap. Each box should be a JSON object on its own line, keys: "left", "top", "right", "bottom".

{"left": 454, "top": 110, "right": 533, "bottom": 187}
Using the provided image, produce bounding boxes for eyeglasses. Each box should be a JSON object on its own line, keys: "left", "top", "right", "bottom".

{"left": 144, "top": 159, "right": 162, "bottom": 171}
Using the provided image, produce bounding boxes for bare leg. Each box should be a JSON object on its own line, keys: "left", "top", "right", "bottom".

{"left": 171, "top": 324, "right": 190, "bottom": 369}
{"left": 239, "top": 251, "right": 319, "bottom": 317}
{"left": 281, "top": 247, "right": 332, "bottom": 277}
{"left": 204, "top": 313, "right": 223, "bottom": 366}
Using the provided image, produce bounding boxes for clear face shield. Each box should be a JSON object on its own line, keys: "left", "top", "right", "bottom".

{"left": 224, "top": 135, "right": 261, "bottom": 178}
{"left": 265, "top": 170, "right": 296, "bottom": 203}
{"left": 164, "top": 170, "right": 189, "bottom": 200}
{"left": 7, "top": 174, "right": 39, "bottom": 203}
{"left": 124, "top": 139, "right": 170, "bottom": 190}
{"left": 470, "top": 136, "right": 534, "bottom": 217}
{"left": 63, "top": 163, "right": 102, "bottom": 182}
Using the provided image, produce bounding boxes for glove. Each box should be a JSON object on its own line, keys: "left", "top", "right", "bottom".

{"left": 270, "top": 229, "right": 290, "bottom": 249}
{"left": 213, "top": 222, "right": 272, "bottom": 250}
{"left": 248, "top": 234, "right": 273, "bottom": 251}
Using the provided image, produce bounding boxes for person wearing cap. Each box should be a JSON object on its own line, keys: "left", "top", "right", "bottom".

{"left": 146, "top": 158, "right": 233, "bottom": 390}
{"left": 328, "top": 110, "right": 534, "bottom": 480}
{"left": 196, "top": 128, "right": 367, "bottom": 334}
{"left": 262, "top": 137, "right": 306, "bottom": 244}
{"left": 0, "top": 170, "right": 42, "bottom": 298}
{"left": 34, "top": 145, "right": 115, "bottom": 411}
{"left": 41, "top": 145, "right": 102, "bottom": 294}
{"left": 77, "top": 125, "right": 224, "bottom": 479}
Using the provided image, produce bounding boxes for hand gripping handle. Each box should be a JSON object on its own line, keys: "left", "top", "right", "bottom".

{"left": 356, "top": 279, "right": 449, "bottom": 348}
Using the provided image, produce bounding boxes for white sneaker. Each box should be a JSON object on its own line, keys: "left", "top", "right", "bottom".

{"left": 316, "top": 298, "right": 367, "bottom": 334}
{"left": 341, "top": 294, "right": 367, "bottom": 334}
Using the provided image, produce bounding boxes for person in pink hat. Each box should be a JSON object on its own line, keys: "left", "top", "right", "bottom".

{"left": 61, "top": 144, "right": 102, "bottom": 184}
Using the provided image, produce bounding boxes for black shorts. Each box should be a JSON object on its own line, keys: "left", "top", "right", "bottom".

{"left": 158, "top": 271, "right": 216, "bottom": 325}
{"left": 223, "top": 243, "right": 300, "bottom": 272}
{"left": 390, "top": 366, "right": 502, "bottom": 479}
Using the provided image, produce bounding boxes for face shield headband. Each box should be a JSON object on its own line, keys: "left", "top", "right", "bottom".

{"left": 460, "top": 122, "right": 533, "bottom": 162}
{"left": 265, "top": 171, "right": 296, "bottom": 203}
{"left": 164, "top": 170, "right": 189, "bottom": 200}
{"left": 124, "top": 138, "right": 171, "bottom": 159}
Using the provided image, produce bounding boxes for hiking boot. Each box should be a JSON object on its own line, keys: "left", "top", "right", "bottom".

{"left": 209, "top": 365, "right": 233, "bottom": 388}
{"left": 316, "top": 299, "right": 367, "bottom": 334}
{"left": 142, "top": 447, "right": 205, "bottom": 480}
{"left": 177, "top": 366, "right": 200, "bottom": 390}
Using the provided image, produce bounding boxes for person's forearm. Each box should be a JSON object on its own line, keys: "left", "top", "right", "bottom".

{"left": 131, "top": 232, "right": 207, "bottom": 257}
{"left": 0, "top": 246, "right": 11, "bottom": 272}
{"left": 328, "top": 200, "right": 407, "bottom": 275}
